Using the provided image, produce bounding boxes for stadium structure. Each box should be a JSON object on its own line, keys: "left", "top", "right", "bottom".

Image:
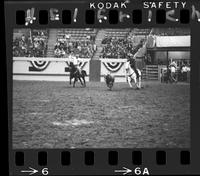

{"left": 13, "top": 28, "right": 190, "bottom": 82}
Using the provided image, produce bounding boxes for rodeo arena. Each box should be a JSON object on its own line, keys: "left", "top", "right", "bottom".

{"left": 12, "top": 28, "right": 190, "bottom": 148}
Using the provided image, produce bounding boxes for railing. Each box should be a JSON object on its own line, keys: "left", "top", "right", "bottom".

{"left": 13, "top": 57, "right": 91, "bottom": 62}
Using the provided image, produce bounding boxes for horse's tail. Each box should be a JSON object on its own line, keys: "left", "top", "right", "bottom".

{"left": 82, "top": 70, "right": 87, "bottom": 76}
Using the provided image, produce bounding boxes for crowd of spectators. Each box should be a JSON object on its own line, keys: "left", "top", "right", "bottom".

{"left": 13, "top": 28, "right": 188, "bottom": 59}
{"left": 100, "top": 37, "right": 145, "bottom": 59}
{"left": 54, "top": 34, "right": 96, "bottom": 58}
{"left": 13, "top": 30, "right": 48, "bottom": 57}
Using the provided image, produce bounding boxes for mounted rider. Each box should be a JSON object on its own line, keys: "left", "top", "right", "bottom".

{"left": 127, "top": 53, "right": 140, "bottom": 79}
{"left": 69, "top": 52, "right": 81, "bottom": 74}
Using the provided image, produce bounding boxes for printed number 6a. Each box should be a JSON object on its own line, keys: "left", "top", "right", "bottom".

{"left": 42, "top": 168, "right": 49, "bottom": 175}
{"left": 134, "top": 167, "right": 149, "bottom": 175}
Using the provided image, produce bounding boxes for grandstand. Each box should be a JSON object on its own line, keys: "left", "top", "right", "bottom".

{"left": 13, "top": 29, "right": 30, "bottom": 39}
{"left": 13, "top": 28, "right": 190, "bottom": 81}
{"left": 13, "top": 28, "right": 190, "bottom": 58}
{"left": 47, "top": 28, "right": 97, "bottom": 58}
{"left": 13, "top": 29, "right": 48, "bottom": 57}
{"left": 104, "top": 28, "right": 130, "bottom": 39}
{"left": 100, "top": 28, "right": 148, "bottom": 59}
{"left": 56, "top": 28, "right": 96, "bottom": 41}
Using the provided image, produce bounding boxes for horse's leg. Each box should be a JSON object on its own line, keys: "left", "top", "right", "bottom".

{"left": 138, "top": 76, "right": 141, "bottom": 89}
{"left": 73, "top": 77, "right": 77, "bottom": 87}
{"left": 139, "top": 76, "right": 142, "bottom": 88}
{"left": 127, "top": 77, "right": 132, "bottom": 88}
{"left": 80, "top": 71, "right": 86, "bottom": 87}
{"left": 69, "top": 73, "right": 73, "bottom": 85}
{"left": 132, "top": 75, "right": 138, "bottom": 89}
{"left": 82, "top": 75, "right": 86, "bottom": 87}
{"left": 137, "top": 71, "right": 141, "bottom": 89}
{"left": 69, "top": 75, "right": 72, "bottom": 85}
{"left": 78, "top": 76, "right": 83, "bottom": 86}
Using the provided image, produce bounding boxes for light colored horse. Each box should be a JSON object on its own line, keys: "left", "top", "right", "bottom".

{"left": 125, "top": 61, "right": 142, "bottom": 89}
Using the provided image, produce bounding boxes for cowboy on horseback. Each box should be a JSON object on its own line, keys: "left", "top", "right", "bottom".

{"left": 69, "top": 52, "right": 81, "bottom": 75}
{"left": 127, "top": 53, "right": 140, "bottom": 79}
{"left": 125, "top": 59, "right": 142, "bottom": 89}
{"left": 67, "top": 53, "right": 87, "bottom": 87}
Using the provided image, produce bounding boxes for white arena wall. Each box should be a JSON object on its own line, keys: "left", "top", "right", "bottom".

{"left": 13, "top": 57, "right": 130, "bottom": 82}
{"left": 13, "top": 57, "right": 90, "bottom": 82}
{"left": 100, "top": 59, "right": 127, "bottom": 82}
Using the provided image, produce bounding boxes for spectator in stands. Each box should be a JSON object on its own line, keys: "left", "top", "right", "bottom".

{"left": 101, "top": 37, "right": 145, "bottom": 59}
{"left": 19, "top": 35, "right": 28, "bottom": 56}
{"left": 64, "top": 34, "right": 70, "bottom": 39}
{"left": 21, "top": 34, "right": 26, "bottom": 43}
{"left": 86, "top": 35, "right": 91, "bottom": 40}
{"left": 13, "top": 30, "right": 48, "bottom": 57}
{"left": 54, "top": 34, "right": 95, "bottom": 58}
{"left": 60, "top": 48, "right": 66, "bottom": 57}
{"left": 54, "top": 48, "right": 61, "bottom": 57}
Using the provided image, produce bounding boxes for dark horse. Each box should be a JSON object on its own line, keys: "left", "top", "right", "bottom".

{"left": 67, "top": 62, "right": 87, "bottom": 87}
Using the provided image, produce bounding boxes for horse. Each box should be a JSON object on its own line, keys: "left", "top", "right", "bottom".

{"left": 104, "top": 74, "right": 115, "bottom": 90}
{"left": 67, "top": 62, "right": 87, "bottom": 87}
{"left": 125, "top": 61, "right": 142, "bottom": 89}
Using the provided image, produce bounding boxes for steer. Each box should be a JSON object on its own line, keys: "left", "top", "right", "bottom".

{"left": 104, "top": 73, "right": 115, "bottom": 90}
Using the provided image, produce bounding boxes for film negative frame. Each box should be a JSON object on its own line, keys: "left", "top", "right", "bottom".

{"left": 4, "top": 0, "right": 200, "bottom": 175}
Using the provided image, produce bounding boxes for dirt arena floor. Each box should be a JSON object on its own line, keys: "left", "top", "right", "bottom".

{"left": 12, "top": 80, "right": 190, "bottom": 148}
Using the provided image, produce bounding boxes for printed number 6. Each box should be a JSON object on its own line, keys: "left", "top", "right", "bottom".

{"left": 42, "top": 168, "right": 48, "bottom": 175}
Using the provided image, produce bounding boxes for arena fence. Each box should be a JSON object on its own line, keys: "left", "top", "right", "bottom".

{"left": 13, "top": 57, "right": 136, "bottom": 82}
{"left": 12, "top": 57, "right": 154, "bottom": 82}
{"left": 13, "top": 57, "right": 191, "bottom": 82}
{"left": 13, "top": 57, "right": 190, "bottom": 82}
{"left": 13, "top": 57, "right": 91, "bottom": 82}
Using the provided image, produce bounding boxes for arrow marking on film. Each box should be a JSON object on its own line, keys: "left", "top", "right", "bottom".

{"left": 114, "top": 167, "right": 132, "bottom": 175}
{"left": 21, "top": 167, "right": 38, "bottom": 175}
